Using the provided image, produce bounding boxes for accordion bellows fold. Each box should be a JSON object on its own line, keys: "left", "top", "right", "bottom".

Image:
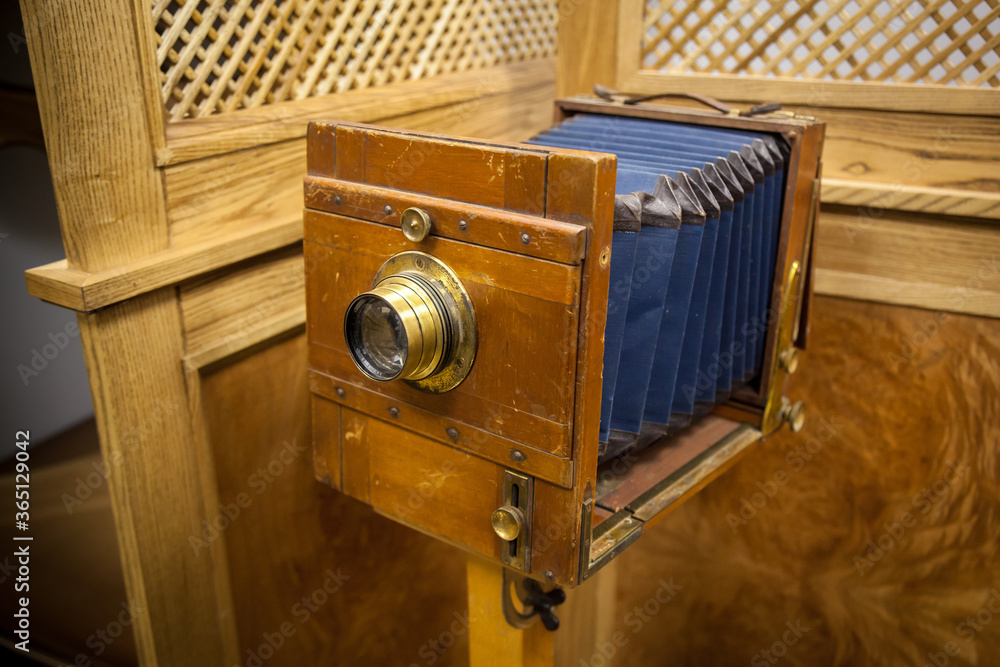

{"left": 528, "top": 114, "right": 791, "bottom": 463}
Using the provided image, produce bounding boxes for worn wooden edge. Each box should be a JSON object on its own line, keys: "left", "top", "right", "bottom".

{"left": 304, "top": 176, "right": 588, "bottom": 264}
{"left": 822, "top": 179, "right": 1000, "bottom": 220}
{"left": 159, "top": 58, "right": 557, "bottom": 166}
{"left": 814, "top": 268, "right": 1000, "bottom": 319}
{"left": 629, "top": 422, "right": 762, "bottom": 526}
{"left": 556, "top": 96, "right": 817, "bottom": 133}
{"left": 620, "top": 71, "right": 1000, "bottom": 117}
{"left": 183, "top": 309, "right": 307, "bottom": 372}
{"left": 25, "top": 217, "right": 301, "bottom": 312}
{"left": 309, "top": 370, "right": 574, "bottom": 489}
{"left": 595, "top": 416, "right": 744, "bottom": 512}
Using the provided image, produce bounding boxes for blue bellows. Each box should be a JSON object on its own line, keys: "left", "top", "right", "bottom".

{"left": 527, "top": 114, "right": 789, "bottom": 462}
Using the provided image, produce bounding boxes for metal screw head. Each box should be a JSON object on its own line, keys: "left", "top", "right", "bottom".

{"left": 780, "top": 398, "right": 806, "bottom": 432}
{"left": 446, "top": 427, "right": 460, "bottom": 441}
{"left": 520, "top": 232, "right": 531, "bottom": 245}
{"left": 401, "top": 207, "right": 432, "bottom": 242}
{"left": 510, "top": 450, "right": 526, "bottom": 462}
{"left": 545, "top": 570, "right": 555, "bottom": 581}
{"left": 779, "top": 348, "right": 800, "bottom": 374}
{"left": 335, "top": 386, "right": 346, "bottom": 398}
{"left": 334, "top": 195, "right": 342, "bottom": 205}
{"left": 787, "top": 401, "right": 806, "bottom": 432}
{"left": 384, "top": 204, "right": 393, "bottom": 215}
{"left": 458, "top": 220, "right": 468, "bottom": 232}
{"left": 388, "top": 406, "right": 400, "bottom": 418}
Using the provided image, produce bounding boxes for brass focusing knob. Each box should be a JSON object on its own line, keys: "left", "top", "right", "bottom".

{"left": 344, "top": 252, "right": 477, "bottom": 393}
{"left": 401, "top": 207, "right": 432, "bottom": 242}
{"left": 780, "top": 398, "right": 806, "bottom": 432}
{"left": 492, "top": 506, "right": 525, "bottom": 541}
{"left": 779, "top": 348, "right": 800, "bottom": 374}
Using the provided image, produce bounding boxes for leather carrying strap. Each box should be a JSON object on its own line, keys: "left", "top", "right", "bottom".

{"left": 594, "top": 84, "right": 782, "bottom": 117}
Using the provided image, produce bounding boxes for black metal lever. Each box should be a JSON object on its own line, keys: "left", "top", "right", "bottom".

{"left": 521, "top": 578, "right": 566, "bottom": 631}
{"left": 501, "top": 569, "right": 566, "bottom": 631}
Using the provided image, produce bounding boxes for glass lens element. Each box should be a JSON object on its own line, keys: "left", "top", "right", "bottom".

{"left": 347, "top": 296, "right": 407, "bottom": 380}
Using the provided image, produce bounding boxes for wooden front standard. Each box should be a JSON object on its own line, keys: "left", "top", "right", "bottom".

{"left": 306, "top": 103, "right": 824, "bottom": 588}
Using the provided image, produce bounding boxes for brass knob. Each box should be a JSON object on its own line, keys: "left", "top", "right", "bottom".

{"left": 779, "top": 348, "right": 800, "bottom": 374}
{"left": 401, "top": 207, "right": 432, "bottom": 242}
{"left": 492, "top": 506, "right": 524, "bottom": 541}
{"left": 780, "top": 398, "right": 806, "bottom": 433}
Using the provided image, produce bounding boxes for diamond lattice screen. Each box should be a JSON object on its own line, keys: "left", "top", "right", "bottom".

{"left": 155, "top": 0, "right": 558, "bottom": 121}
{"left": 642, "top": 0, "right": 1000, "bottom": 87}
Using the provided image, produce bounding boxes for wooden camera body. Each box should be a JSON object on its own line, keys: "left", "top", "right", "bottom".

{"left": 306, "top": 98, "right": 825, "bottom": 587}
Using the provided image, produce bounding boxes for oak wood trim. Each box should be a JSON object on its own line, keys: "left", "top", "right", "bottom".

{"left": 619, "top": 70, "right": 1000, "bottom": 117}
{"left": 821, "top": 179, "right": 1000, "bottom": 221}
{"left": 304, "top": 177, "right": 588, "bottom": 265}
{"left": 25, "top": 218, "right": 301, "bottom": 312}
{"left": 160, "top": 58, "right": 557, "bottom": 166}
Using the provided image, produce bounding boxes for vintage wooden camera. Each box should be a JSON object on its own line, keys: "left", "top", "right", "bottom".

{"left": 306, "top": 96, "right": 824, "bottom": 589}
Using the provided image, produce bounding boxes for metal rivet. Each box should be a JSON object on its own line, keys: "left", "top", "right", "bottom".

{"left": 545, "top": 570, "right": 555, "bottom": 581}
{"left": 446, "top": 427, "right": 460, "bottom": 441}
{"left": 510, "top": 450, "right": 525, "bottom": 462}
{"left": 458, "top": 220, "right": 468, "bottom": 232}
{"left": 335, "top": 386, "right": 346, "bottom": 398}
{"left": 384, "top": 204, "right": 393, "bottom": 215}
{"left": 520, "top": 232, "right": 531, "bottom": 245}
{"left": 388, "top": 406, "right": 400, "bottom": 418}
{"left": 333, "top": 195, "right": 342, "bottom": 205}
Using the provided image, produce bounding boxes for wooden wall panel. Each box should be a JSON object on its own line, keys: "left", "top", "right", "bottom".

{"left": 606, "top": 295, "right": 1000, "bottom": 666}
{"left": 814, "top": 206, "right": 1000, "bottom": 318}
{"left": 201, "top": 334, "right": 472, "bottom": 667}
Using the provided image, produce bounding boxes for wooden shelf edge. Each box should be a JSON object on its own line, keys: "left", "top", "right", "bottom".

{"left": 25, "top": 217, "right": 303, "bottom": 313}
{"left": 159, "top": 58, "right": 558, "bottom": 166}
{"left": 814, "top": 268, "right": 1000, "bottom": 319}
{"left": 822, "top": 179, "right": 1000, "bottom": 220}
{"left": 622, "top": 70, "right": 1000, "bottom": 116}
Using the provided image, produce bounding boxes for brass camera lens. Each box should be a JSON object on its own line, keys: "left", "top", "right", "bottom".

{"left": 343, "top": 294, "right": 408, "bottom": 381}
{"left": 345, "top": 274, "right": 450, "bottom": 382}
{"left": 344, "top": 252, "right": 476, "bottom": 392}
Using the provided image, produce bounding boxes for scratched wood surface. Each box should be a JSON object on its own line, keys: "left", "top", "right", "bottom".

{"left": 201, "top": 334, "right": 474, "bottom": 666}
{"left": 606, "top": 295, "right": 1000, "bottom": 666}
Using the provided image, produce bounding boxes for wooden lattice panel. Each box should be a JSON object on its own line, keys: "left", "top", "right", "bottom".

{"left": 642, "top": 0, "right": 1000, "bottom": 88}
{"left": 154, "top": 0, "right": 558, "bottom": 121}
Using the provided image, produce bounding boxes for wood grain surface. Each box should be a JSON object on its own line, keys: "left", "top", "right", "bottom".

{"left": 608, "top": 295, "right": 1000, "bottom": 666}
{"left": 203, "top": 334, "right": 473, "bottom": 667}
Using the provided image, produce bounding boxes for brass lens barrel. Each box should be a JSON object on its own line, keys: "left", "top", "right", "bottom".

{"left": 345, "top": 273, "right": 451, "bottom": 382}
{"left": 344, "top": 251, "right": 476, "bottom": 393}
